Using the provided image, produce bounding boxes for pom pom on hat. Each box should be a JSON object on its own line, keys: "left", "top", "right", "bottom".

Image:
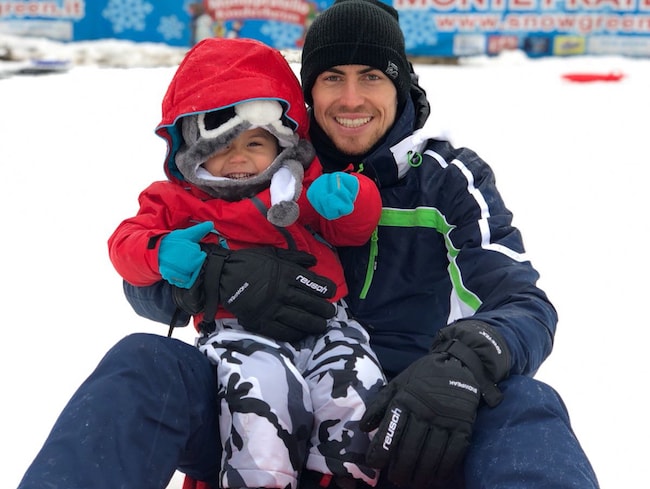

{"left": 175, "top": 101, "right": 314, "bottom": 227}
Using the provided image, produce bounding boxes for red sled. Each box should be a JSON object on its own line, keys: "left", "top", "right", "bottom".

{"left": 182, "top": 475, "right": 209, "bottom": 489}
{"left": 561, "top": 71, "right": 624, "bottom": 83}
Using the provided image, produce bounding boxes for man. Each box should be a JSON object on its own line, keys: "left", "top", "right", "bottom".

{"left": 18, "top": 1, "right": 599, "bottom": 489}
{"left": 294, "top": 1, "right": 599, "bottom": 488}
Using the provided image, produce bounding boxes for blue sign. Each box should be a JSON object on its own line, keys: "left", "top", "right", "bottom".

{"left": 392, "top": 0, "right": 650, "bottom": 57}
{"left": 0, "top": 0, "right": 197, "bottom": 46}
{"left": 1, "top": 0, "right": 650, "bottom": 57}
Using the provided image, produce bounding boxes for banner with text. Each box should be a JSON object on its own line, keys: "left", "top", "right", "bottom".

{"left": 1, "top": 0, "right": 649, "bottom": 57}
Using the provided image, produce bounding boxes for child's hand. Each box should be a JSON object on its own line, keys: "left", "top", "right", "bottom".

{"left": 158, "top": 221, "right": 214, "bottom": 288}
{"left": 306, "top": 172, "right": 359, "bottom": 220}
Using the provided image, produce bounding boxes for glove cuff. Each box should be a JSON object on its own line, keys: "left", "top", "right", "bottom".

{"left": 171, "top": 243, "right": 231, "bottom": 333}
{"left": 433, "top": 320, "right": 511, "bottom": 407}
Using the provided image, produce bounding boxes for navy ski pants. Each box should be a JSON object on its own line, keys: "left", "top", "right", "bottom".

{"left": 17, "top": 333, "right": 599, "bottom": 489}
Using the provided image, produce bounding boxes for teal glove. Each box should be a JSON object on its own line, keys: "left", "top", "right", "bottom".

{"left": 158, "top": 221, "right": 214, "bottom": 289}
{"left": 306, "top": 172, "right": 359, "bottom": 220}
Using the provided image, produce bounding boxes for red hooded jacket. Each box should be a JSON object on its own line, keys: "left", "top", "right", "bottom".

{"left": 108, "top": 38, "right": 381, "bottom": 324}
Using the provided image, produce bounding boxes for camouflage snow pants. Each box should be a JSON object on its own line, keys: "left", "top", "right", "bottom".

{"left": 198, "top": 302, "right": 386, "bottom": 489}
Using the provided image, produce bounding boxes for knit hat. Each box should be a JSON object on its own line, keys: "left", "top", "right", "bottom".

{"left": 300, "top": 0, "right": 410, "bottom": 111}
{"left": 175, "top": 100, "right": 315, "bottom": 227}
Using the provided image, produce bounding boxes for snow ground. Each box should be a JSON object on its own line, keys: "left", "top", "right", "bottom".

{"left": 2, "top": 34, "right": 648, "bottom": 489}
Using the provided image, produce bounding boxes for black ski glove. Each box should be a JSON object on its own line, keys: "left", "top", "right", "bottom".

{"left": 173, "top": 244, "right": 337, "bottom": 342}
{"left": 359, "top": 320, "right": 510, "bottom": 488}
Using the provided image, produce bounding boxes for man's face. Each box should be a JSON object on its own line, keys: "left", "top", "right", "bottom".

{"left": 311, "top": 64, "right": 397, "bottom": 156}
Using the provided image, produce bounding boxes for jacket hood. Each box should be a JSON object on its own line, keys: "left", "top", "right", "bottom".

{"left": 156, "top": 37, "right": 309, "bottom": 184}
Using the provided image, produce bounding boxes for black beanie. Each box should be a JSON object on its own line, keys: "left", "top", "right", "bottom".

{"left": 301, "top": 0, "right": 410, "bottom": 111}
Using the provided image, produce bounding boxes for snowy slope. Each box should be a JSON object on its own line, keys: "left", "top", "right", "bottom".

{"left": 2, "top": 34, "right": 649, "bottom": 489}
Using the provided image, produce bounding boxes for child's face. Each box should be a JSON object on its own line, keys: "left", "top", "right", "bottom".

{"left": 202, "top": 128, "right": 280, "bottom": 179}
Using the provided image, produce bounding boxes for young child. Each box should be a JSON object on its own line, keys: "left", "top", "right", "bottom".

{"left": 108, "top": 37, "right": 385, "bottom": 489}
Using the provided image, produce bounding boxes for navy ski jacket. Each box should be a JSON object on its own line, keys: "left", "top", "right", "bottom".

{"left": 124, "top": 85, "right": 557, "bottom": 382}
{"left": 324, "top": 95, "right": 557, "bottom": 380}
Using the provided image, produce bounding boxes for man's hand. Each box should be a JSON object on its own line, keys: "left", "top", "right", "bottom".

{"left": 359, "top": 351, "right": 480, "bottom": 487}
{"left": 173, "top": 245, "right": 337, "bottom": 341}
{"left": 360, "top": 320, "right": 510, "bottom": 488}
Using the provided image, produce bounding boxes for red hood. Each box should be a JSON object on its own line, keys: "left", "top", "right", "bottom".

{"left": 155, "top": 37, "right": 308, "bottom": 183}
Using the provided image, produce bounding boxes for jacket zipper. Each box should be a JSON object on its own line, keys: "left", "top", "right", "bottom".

{"left": 359, "top": 227, "right": 379, "bottom": 299}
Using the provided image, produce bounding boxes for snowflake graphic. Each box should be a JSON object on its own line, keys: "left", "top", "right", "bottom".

{"left": 261, "top": 21, "right": 304, "bottom": 49}
{"left": 102, "top": 0, "right": 154, "bottom": 33}
{"left": 399, "top": 10, "right": 439, "bottom": 50}
{"left": 158, "top": 15, "right": 185, "bottom": 41}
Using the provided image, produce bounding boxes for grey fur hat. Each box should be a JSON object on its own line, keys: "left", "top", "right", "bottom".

{"left": 175, "top": 100, "right": 314, "bottom": 227}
